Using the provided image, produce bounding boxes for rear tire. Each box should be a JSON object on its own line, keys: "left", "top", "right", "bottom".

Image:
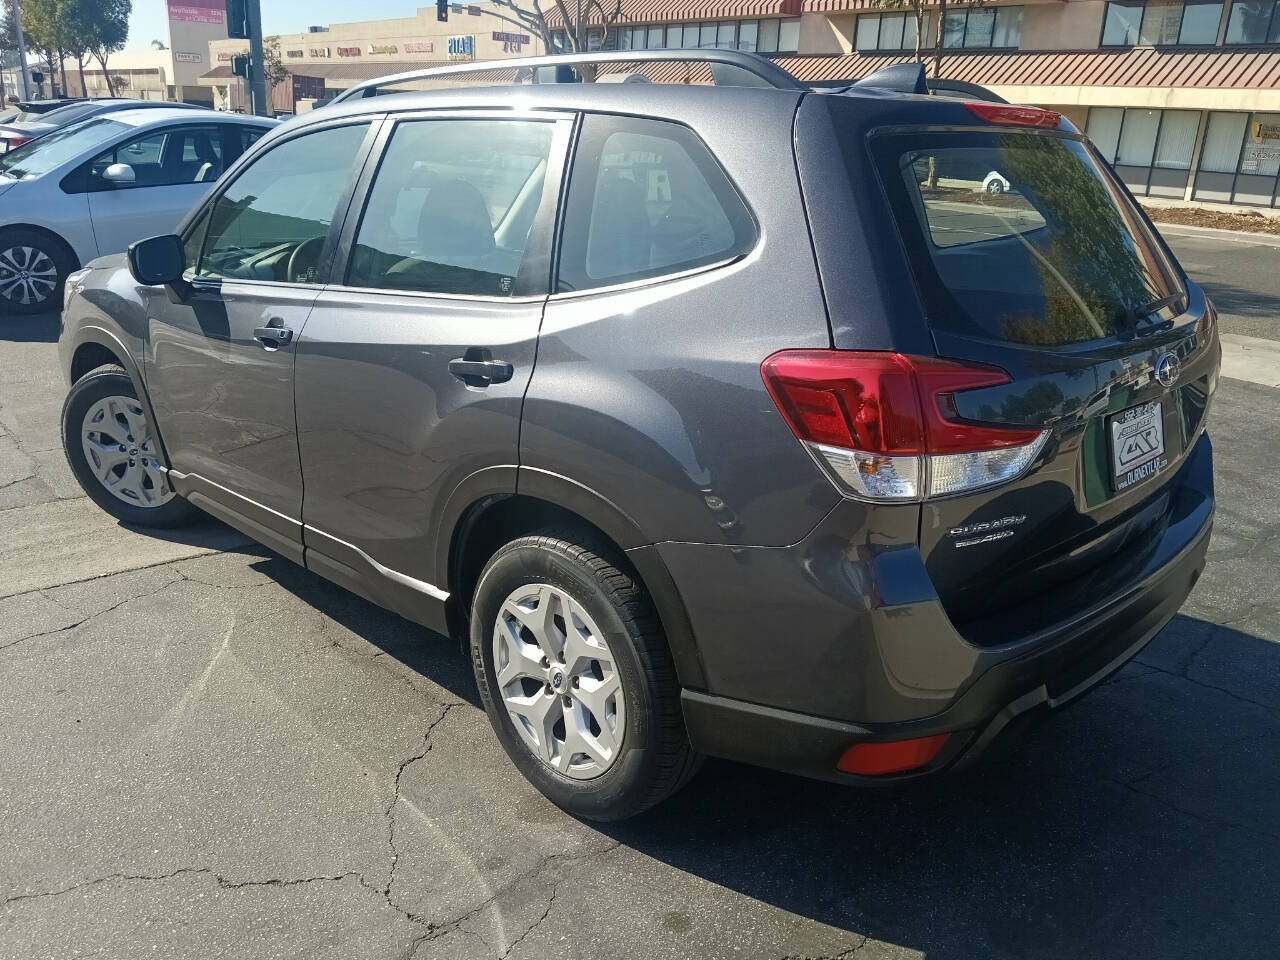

{"left": 61, "top": 365, "right": 200, "bottom": 529}
{"left": 0, "top": 228, "right": 73, "bottom": 315}
{"left": 470, "top": 532, "right": 700, "bottom": 821}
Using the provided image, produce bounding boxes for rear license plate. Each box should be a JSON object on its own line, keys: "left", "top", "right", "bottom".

{"left": 1109, "top": 400, "right": 1167, "bottom": 492}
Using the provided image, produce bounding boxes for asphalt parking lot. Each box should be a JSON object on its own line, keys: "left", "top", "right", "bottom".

{"left": 2, "top": 224, "right": 1279, "bottom": 960}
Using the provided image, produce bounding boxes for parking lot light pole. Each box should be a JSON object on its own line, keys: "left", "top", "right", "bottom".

{"left": 14, "top": 0, "right": 30, "bottom": 100}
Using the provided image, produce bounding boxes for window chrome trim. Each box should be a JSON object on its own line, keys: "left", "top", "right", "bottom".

{"left": 547, "top": 253, "right": 745, "bottom": 301}
{"left": 317, "top": 282, "right": 547, "bottom": 305}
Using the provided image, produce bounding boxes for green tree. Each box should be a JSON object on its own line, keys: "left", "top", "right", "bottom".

{"left": 20, "top": 0, "right": 65, "bottom": 95}
{"left": 82, "top": 0, "right": 130, "bottom": 96}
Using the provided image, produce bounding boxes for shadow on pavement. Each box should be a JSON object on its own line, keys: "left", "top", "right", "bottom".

{"left": 1195, "top": 279, "right": 1280, "bottom": 320}
{"left": 242, "top": 549, "right": 1280, "bottom": 960}
{"left": 0, "top": 311, "right": 60, "bottom": 343}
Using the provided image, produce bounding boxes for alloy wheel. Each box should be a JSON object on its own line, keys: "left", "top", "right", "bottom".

{"left": 80, "top": 395, "right": 175, "bottom": 508}
{"left": 0, "top": 245, "right": 57, "bottom": 307}
{"left": 492, "top": 583, "right": 626, "bottom": 780}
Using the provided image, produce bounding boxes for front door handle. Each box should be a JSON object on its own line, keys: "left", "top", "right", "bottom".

{"left": 253, "top": 325, "right": 293, "bottom": 348}
{"left": 449, "top": 349, "right": 514, "bottom": 387}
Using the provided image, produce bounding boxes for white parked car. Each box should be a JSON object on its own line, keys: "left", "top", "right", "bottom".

{"left": 0, "top": 108, "right": 276, "bottom": 313}
{"left": 982, "top": 170, "right": 1012, "bottom": 195}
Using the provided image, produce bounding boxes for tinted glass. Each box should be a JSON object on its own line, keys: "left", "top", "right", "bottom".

{"left": 1179, "top": 0, "right": 1225, "bottom": 40}
{"left": 778, "top": 17, "right": 800, "bottom": 50}
{"left": 875, "top": 132, "right": 1184, "bottom": 347}
{"left": 199, "top": 122, "right": 369, "bottom": 283}
{"left": 558, "top": 115, "right": 755, "bottom": 292}
{"left": 0, "top": 118, "right": 126, "bottom": 179}
{"left": 1226, "top": 0, "right": 1275, "bottom": 40}
{"left": 1102, "top": 0, "right": 1145, "bottom": 43}
{"left": 347, "top": 119, "right": 554, "bottom": 297}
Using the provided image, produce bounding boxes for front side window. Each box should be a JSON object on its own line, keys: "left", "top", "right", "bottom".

{"left": 86, "top": 125, "right": 230, "bottom": 190}
{"left": 197, "top": 122, "right": 370, "bottom": 284}
{"left": 346, "top": 119, "right": 555, "bottom": 297}
{"left": 558, "top": 115, "right": 756, "bottom": 292}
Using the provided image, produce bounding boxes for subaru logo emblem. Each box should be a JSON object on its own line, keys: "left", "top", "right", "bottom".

{"left": 551, "top": 670, "right": 564, "bottom": 690}
{"left": 1154, "top": 352, "right": 1179, "bottom": 388}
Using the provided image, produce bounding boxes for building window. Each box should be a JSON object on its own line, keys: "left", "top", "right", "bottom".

{"left": 942, "top": 5, "right": 1022, "bottom": 48}
{"left": 1225, "top": 0, "right": 1280, "bottom": 42}
{"left": 1192, "top": 110, "right": 1280, "bottom": 206}
{"left": 1102, "top": 1, "right": 1146, "bottom": 44}
{"left": 855, "top": 12, "right": 920, "bottom": 51}
{"left": 1103, "top": 0, "right": 1225, "bottom": 45}
{"left": 1180, "top": 0, "right": 1226, "bottom": 41}
{"left": 616, "top": 17, "right": 796, "bottom": 54}
{"left": 1088, "top": 106, "right": 1200, "bottom": 198}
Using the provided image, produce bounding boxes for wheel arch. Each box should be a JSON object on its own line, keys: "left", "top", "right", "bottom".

{"left": 441, "top": 468, "right": 707, "bottom": 690}
{"left": 0, "top": 222, "right": 81, "bottom": 271}
{"left": 65, "top": 326, "right": 172, "bottom": 470}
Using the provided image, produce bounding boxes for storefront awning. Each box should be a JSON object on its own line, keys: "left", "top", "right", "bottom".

{"left": 544, "top": 0, "right": 801, "bottom": 29}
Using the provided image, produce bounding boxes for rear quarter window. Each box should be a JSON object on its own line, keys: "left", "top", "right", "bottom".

{"left": 557, "top": 114, "right": 756, "bottom": 292}
{"left": 874, "top": 131, "right": 1185, "bottom": 347}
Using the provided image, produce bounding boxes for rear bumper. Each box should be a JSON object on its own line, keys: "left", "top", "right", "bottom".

{"left": 671, "top": 432, "right": 1214, "bottom": 783}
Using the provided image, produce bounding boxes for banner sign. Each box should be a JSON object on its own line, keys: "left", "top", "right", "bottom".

{"left": 447, "top": 35, "right": 475, "bottom": 60}
{"left": 167, "top": 0, "right": 224, "bottom": 24}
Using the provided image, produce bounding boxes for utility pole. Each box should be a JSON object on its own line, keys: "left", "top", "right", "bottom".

{"left": 13, "top": 0, "right": 30, "bottom": 100}
{"left": 246, "top": 0, "right": 267, "bottom": 117}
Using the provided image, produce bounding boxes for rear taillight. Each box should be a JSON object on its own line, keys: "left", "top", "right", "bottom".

{"left": 761, "top": 350, "right": 1049, "bottom": 502}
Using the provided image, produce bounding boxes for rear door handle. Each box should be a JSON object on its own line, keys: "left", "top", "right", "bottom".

{"left": 253, "top": 325, "right": 293, "bottom": 347}
{"left": 449, "top": 352, "right": 514, "bottom": 386}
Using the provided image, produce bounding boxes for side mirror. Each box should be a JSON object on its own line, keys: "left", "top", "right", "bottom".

{"left": 127, "top": 234, "right": 183, "bottom": 287}
{"left": 101, "top": 162, "right": 136, "bottom": 185}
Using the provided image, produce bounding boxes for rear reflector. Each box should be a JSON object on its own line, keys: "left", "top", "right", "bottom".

{"left": 837, "top": 734, "right": 951, "bottom": 776}
{"left": 761, "top": 350, "right": 1049, "bottom": 501}
{"left": 964, "top": 102, "right": 1062, "bottom": 129}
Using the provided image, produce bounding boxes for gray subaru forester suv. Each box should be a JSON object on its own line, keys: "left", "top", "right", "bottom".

{"left": 57, "top": 53, "right": 1218, "bottom": 820}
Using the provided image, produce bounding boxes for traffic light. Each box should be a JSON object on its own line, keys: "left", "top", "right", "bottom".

{"left": 232, "top": 55, "right": 249, "bottom": 78}
{"left": 436, "top": 0, "right": 448, "bottom": 22}
{"left": 226, "top": 0, "right": 249, "bottom": 40}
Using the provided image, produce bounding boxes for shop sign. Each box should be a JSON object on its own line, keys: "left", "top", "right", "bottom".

{"left": 448, "top": 35, "right": 475, "bottom": 60}
{"left": 405, "top": 41, "right": 434, "bottom": 53}
{"left": 174, "top": 52, "right": 202, "bottom": 63}
{"left": 368, "top": 44, "right": 399, "bottom": 54}
{"left": 309, "top": 47, "right": 332, "bottom": 57}
{"left": 337, "top": 45, "right": 362, "bottom": 57}
{"left": 286, "top": 49, "right": 305, "bottom": 58}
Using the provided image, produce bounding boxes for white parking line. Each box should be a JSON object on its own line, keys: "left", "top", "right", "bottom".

{"left": 1220, "top": 333, "right": 1280, "bottom": 389}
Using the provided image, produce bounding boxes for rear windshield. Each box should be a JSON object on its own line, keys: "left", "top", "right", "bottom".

{"left": 874, "top": 130, "right": 1185, "bottom": 347}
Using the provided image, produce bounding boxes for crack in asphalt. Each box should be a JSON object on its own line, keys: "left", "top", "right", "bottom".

{"left": 2, "top": 867, "right": 366, "bottom": 910}
{"left": 406, "top": 841, "right": 624, "bottom": 959}
{"left": 0, "top": 573, "right": 183, "bottom": 652}
{"left": 781, "top": 938, "right": 870, "bottom": 960}
{"left": 385, "top": 701, "right": 463, "bottom": 901}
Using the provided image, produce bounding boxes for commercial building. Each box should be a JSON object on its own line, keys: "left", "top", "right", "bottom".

{"left": 544, "top": 0, "right": 1280, "bottom": 210}
{"left": 201, "top": 3, "right": 546, "bottom": 111}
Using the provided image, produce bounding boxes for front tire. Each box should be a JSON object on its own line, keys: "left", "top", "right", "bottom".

{"left": 0, "top": 228, "right": 72, "bottom": 315}
{"left": 470, "top": 533, "right": 699, "bottom": 821}
{"left": 61, "top": 365, "right": 199, "bottom": 528}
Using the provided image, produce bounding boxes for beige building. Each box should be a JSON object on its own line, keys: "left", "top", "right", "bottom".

{"left": 201, "top": 3, "right": 546, "bottom": 110}
{"left": 545, "top": 0, "right": 1280, "bottom": 210}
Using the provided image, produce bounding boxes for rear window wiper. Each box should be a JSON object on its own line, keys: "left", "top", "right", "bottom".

{"left": 1125, "top": 293, "right": 1183, "bottom": 323}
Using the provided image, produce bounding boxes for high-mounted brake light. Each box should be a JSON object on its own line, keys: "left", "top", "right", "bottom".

{"left": 761, "top": 350, "right": 1049, "bottom": 502}
{"left": 964, "top": 102, "right": 1061, "bottom": 130}
{"left": 1, "top": 135, "right": 30, "bottom": 151}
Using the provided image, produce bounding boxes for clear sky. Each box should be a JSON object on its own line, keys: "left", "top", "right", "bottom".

{"left": 126, "top": 0, "right": 430, "bottom": 50}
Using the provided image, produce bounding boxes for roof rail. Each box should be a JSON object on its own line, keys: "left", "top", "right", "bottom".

{"left": 330, "top": 50, "right": 804, "bottom": 104}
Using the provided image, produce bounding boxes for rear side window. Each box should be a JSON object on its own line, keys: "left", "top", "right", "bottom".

{"left": 875, "top": 131, "right": 1184, "bottom": 346}
{"left": 557, "top": 115, "right": 755, "bottom": 292}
